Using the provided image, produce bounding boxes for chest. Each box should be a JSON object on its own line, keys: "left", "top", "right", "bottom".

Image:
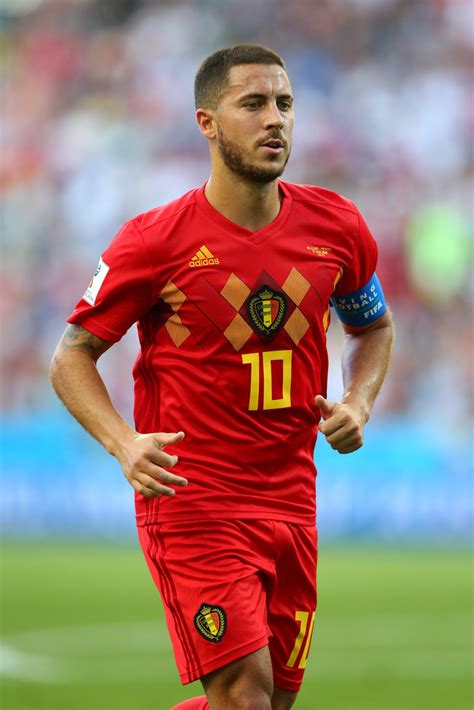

{"left": 153, "top": 227, "right": 349, "bottom": 352}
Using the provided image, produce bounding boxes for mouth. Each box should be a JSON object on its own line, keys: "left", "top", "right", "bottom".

{"left": 259, "top": 138, "right": 285, "bottom": 154}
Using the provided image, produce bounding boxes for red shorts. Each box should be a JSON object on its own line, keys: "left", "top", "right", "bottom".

{"left": 138, "top": 519, "right": 317, "bottom": 693}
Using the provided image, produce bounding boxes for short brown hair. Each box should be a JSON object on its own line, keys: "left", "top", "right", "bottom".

{"left": 194, "top": 43, "right": 286, "bottom": 110}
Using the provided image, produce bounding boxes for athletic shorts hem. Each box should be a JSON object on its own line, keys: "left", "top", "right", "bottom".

{"left": 274, "top": 675, "right": 305, "bottom": 693}
{"left": 136, "top": 511, "right": 316, "bottom": 526}
{"left": 179, "top": 635, "right": 269, "bottom": 685}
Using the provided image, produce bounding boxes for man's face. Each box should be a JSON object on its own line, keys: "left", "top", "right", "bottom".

{"left": 213, "top": 63, "right": 294, "bottom": 184}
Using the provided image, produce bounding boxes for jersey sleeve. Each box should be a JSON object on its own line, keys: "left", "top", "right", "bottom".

{"left": 331, "top": 208, "right": 387, "bottom": 326}
{"left": 334, "top": 208, "right": 378, "bottom": 296}
{"left": 67, "top": 219, "right": 155, "bottom": 342}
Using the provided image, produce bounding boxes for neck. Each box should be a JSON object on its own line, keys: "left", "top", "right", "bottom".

{"left": 204, "top": 166, "right": 282, "bottom": 232}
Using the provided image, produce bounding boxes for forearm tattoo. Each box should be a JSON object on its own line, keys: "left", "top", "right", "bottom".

{"left": 57, "top": 324, "right": 112, "bottom": 360}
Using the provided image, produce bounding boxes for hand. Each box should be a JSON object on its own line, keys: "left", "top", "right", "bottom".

{"left": 116, "top": 431, "right": 187, "bottom": 498}
{"left": 314, "top": 395, "right": 365, "bottom": 454}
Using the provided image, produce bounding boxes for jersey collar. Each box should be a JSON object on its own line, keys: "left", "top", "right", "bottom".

{"left": 195, "top": 179, "right": 293, "bottom": 246}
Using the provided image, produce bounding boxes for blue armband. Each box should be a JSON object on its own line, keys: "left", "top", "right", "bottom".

{"left": 330, "top": 273, "right": 387, "bottom": 326}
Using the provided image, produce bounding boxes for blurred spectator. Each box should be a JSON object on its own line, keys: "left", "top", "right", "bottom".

{"left": 1, "top": 0, "right": 472, "bottom": 435}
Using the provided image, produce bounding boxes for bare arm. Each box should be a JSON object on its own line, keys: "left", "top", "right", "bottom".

{"left": 50, "top": 324, "right": 187, "bottom": 496}
{"left": 50, "top": 324, "right": 127, "bottom": 453}
{"left": 315, "top": 309, "right": 394, "bottom": 453}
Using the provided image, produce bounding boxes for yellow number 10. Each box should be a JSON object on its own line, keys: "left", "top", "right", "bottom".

{"left": 241, "top": 350, "right": 292, "bottom": 411}
{"left": 286, "top": 610, "right": 315, "bottom": 669}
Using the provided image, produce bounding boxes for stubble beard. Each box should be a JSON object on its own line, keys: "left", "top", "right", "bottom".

{"left": 216, "top": 129, "right": 290, "bottom": 185}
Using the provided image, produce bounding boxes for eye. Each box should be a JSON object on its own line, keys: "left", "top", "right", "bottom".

{"left": 245, "top": 102, "right": 260, "bottom": 110}
{"left": 278, "top": 100, "right": 292, "bottom": 111}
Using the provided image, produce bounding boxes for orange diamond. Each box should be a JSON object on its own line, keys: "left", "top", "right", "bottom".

{"left": 165, "top": 313, "right": 191, "bottom": 348}
{"left": 282, "top": 268, "right": 310, "bottom": 306}
{"left": 284, "top": 308, "right": 309, "bottom": 346}
{"left": 224, "top": 314, "right": 253, "bottom": 351}
{"left": 160, "top": 280, "right": 186, "bottom": 312}
{"left": 221, "top": 273, "right": 250, "bottom": 311}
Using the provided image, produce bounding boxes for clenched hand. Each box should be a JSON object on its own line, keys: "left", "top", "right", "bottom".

{"left": 315, "top": 395, "right": 365, "bottom": 454}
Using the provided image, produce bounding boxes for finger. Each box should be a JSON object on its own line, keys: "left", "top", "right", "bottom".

{"left": 132, "top": 479, "right": 163, "bottom": 498}
{"left": 141, "top": 461, "right": 188, "bottom": 487}
{"left": 325, "top": 427, "right": 362, "bottom": 448}
{"left": 154, "top": 431, "right": 185, "bottom": 449}
{"left": 337, "top": 440, "right": 363, "bottom": 455}
{"left": 318, "top": 420, "right": 337, "bottom": 436}
{"left": 325, "top": 429, "right": 362, "bottom": 451}
{"left": 318, "top": 414, "right": 345, "bottom": 436}
{"left": 315, "top": 395, "right": 336, "bottom": 419}
{"left": 149, "top": 450, "right": 179, "bottom": 469}
{"left": 134, "top": 486, "right": 158, "bottom": 499}
{"left": 134, "top": 472, "right": 176, "bottom": 497}
{"left": 156, "top": 467, "right": 188, "bottom": 487}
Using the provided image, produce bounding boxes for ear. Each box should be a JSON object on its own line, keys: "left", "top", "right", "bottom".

{"left": 196, "top": 108, "right": 217, "bottom": 140}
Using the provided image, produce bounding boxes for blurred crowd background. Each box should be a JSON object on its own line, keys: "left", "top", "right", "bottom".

{"left": 1, "top": 0, "right": 472, "bottom": 538}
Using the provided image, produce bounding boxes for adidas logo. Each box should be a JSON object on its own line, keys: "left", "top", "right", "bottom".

{"left": 189, "top": 245, "right": 220, "bottom": 268}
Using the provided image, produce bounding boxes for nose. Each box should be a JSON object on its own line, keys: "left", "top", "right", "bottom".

{"left": 262, "top": 101, "right": 285, "bottom": 130}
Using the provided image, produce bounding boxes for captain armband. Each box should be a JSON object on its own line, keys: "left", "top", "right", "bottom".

{"left": 330, "top": 273, "right": 387, "bottom": 326}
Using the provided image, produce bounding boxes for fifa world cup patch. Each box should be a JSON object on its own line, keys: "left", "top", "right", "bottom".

{"left": 83, "top": 256, "right": 110, "bottom": 306}
{"left": 246, "top": 285, "right": 288, "bottom": 338}
{"left": 194, "top": 604, "right": 227, "bottom": 643}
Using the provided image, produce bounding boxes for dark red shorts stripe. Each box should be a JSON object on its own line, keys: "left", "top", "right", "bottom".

{"left": 147, "top": 526, "right": 194, "bottom": 674}
{"left": 152, "top": 527, "right": 203, "bottom": 678}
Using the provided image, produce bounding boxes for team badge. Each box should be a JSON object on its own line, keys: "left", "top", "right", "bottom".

{"left": 194, "top": 604, "right": 226, "bottom": 643}
{"left": 246, "top": 285, "right": 287, "bottom": 338}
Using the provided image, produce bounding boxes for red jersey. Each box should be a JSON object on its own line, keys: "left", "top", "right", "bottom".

{"left": 68, "top": 181, "right": 378, "bottom": 526}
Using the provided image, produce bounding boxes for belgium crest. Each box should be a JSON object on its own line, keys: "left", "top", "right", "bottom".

{"left": 246, "top": 285, "right": 287, "bottom": 338}
{"left": 194, "top": 603, "right": 227, "bottom": 643}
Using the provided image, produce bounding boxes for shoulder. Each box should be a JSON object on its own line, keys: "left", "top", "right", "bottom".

{"left": 282, "top": 181, "right": 359, "bottom": 217}
{"left": 129, "top": 187, "right": 199, "bottom": 234}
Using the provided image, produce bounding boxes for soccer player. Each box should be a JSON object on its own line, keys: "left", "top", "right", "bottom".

{"left": 50, "top": 44, "right": 394, "bottom": 710}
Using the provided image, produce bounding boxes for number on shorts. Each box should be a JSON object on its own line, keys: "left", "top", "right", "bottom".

{"left": 286, "top": 610, "right": 315, "bottom": 669}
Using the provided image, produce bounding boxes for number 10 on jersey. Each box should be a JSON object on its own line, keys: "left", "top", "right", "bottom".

{"left": 241, "top": 350, "right": 293, "bottom": 411}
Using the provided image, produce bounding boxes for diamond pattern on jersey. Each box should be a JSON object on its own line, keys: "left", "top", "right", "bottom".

{"left": 282, "top": 267, "right": 310, "bottom": 306}
{"left": 161, "top": 280, "right": 187, "bottom": 312}
{"left": 165, "top": 313, "right": 191, "bottom": 348}
{"left": 223, "top": 313, "right": 254, "bottom": 351}
{"left": 158, "top": 268, "right": 314, "bottom": 351}
{"left": 220, "top": 268, "right": 312, "bottom": 349}
{"left": 284, "top": 308, "right": 310, "bottom": 345}
{"left": 160, "top": 280, "right": 191, "bottom": 347}
{"left": 280, "top": 268, "right": 311, "bottom": 344}
{"left": 219, "top": 273, "right": 254, "bottom": 351}
{"left": 221, "top": 273, "right": 251, "bottom": 311}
